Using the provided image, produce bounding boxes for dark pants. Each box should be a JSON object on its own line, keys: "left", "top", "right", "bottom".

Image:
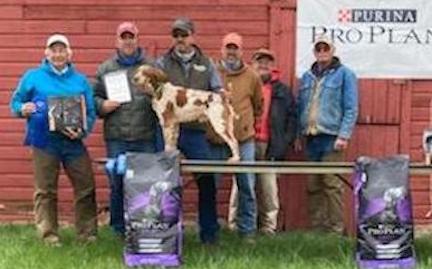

{"left": 105, "top": 139, "right": 156, "bottom": 234}
{"left": 178, "top": 128, "right": 219, "bottom": 243}
{"left": 305, "top": 134, "right": 344, "bottom": 234}
{"left": 32, "top": 147, "right": 97, "bottom": 239}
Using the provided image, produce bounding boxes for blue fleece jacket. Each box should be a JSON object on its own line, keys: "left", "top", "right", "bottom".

{"left": 10, "top": 59, "right": 96, "bottom": 160}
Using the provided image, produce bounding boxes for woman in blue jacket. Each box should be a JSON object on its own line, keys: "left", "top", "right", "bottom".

{"left": 10, "top": 34, "right": 97, "bottom": 246}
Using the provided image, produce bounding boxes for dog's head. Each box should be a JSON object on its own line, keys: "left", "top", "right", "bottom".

{"left": 133, "top": 65, "right": 169, "bottom": 98}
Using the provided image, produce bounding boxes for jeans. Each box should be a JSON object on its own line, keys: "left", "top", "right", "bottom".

{"left": 105, "top": 139, "right": 156, "bottom": 235}
{"left": 178, "top": 127, "right": 219, "bottom": 243}
{"left": 211, "top": 139, "right": 257, "bottom": 235}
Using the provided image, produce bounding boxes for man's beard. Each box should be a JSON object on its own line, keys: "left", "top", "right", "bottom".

{"left": 260, "top": 73, "right": 271, "bottom": 83}
{"left": 223, "top": 58, "right": 242, "bottom": 71}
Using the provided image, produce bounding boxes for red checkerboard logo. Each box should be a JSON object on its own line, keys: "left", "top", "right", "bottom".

{"left": 338, "top": 9, "right": 352, "bottom": 23}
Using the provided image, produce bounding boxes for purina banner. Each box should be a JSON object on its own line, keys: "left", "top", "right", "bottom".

{"left": 296, "top": 0, "right": 432, "bottom": 79}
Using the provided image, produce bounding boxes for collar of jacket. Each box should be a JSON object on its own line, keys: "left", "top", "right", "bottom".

{"left": 270, "top": 69, "right": 281, "bottom": 82}
{"left": 168, "top": 44, "right": 204, "bottom": 64}
{"left": 41, "top": 58, "right": 74, "bottom": 77}
{"left": 260, "top": 69, "right": 280, "bottom": 85}
{"left": 115, "top": 47, "right": 145, "bottom": 66}
{"left": 217, "top": 59, "right": 247, "bottom": 76}
{"left": 310, "top": 56, "right": 341, "bottom": 77}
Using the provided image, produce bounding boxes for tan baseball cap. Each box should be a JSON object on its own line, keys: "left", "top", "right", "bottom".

{"left": 252, "top": 48, "right": 275, "bottom": 61}
{"left": 313, "top": 35, "right": 334, "bottom": 48}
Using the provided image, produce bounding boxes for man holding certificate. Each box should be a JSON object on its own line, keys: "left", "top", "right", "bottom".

{"left": 93, "top": 22, "right": 160, "bottom": 237}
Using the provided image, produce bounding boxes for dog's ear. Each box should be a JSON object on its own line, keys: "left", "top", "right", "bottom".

{"left": 142, "top": 66, "right": 169, "bottom": 89}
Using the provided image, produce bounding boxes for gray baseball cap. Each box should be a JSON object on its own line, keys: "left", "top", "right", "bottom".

{"left": 172, "top": 17, "right": 194, "bottom": 33}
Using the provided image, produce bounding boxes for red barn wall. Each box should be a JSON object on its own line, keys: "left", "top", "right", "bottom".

{"left": 0, "top": 0, "right": 431, "bottom": 230}
{"left": 0, "top": 0, "right": 270, "bottom": 222}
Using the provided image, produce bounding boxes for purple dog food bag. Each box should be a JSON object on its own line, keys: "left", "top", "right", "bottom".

{"left": 123, "top": 151, "right": 182, "bottom": 267}
{"left": 354, "top": 155, "right": 415, "bottom": 269}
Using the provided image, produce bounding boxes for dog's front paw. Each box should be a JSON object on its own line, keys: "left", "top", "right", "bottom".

{"left": 164, "top": 145, "right": 178, "bottom": 152}
{"left": 227, "top": 155, "right": 240, "bottom": 163}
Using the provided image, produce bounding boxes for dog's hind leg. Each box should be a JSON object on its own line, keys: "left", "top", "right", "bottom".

{"left": 207, "top": 108, "right": 240, "bottom": 162}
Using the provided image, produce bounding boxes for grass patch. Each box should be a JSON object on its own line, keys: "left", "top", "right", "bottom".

{"left": 0, "top": 224, "right": 431, "bottom": 268}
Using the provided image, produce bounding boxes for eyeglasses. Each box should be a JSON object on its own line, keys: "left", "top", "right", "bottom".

{"left": 315, "top": 44, "right": 331, "bottom": 52}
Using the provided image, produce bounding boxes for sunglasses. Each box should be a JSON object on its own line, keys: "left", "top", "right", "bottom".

{"left": 172, "top": 32, "right": 189, "bottom": 38}
{"left": 120, "top": 32, "right": 136, "bottom": 40}
{"left": 315, "top": 44, "right": 331, "bottom": 52}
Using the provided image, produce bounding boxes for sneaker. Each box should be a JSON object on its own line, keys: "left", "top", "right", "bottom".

{"left": 43, "top": 235, "right": 62, "bottom": 247}
{"left": 77, "top": 235, "right": 97, "bottom": 244}
{"left": 259, "top": 229, "right": 276, "bottom": 236}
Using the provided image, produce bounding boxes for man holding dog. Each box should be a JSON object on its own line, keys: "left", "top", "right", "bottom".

{"left": 209, "top": 32, "right": 263, "bottom": 243}
{"left": 93, "top": 22, "right": 160, "bottom": 236}
{"left": 155, "top": 17, "right": 223, "bottom": 245}
{"left": 295, "top": 36, "right": 358, "bottom": 235}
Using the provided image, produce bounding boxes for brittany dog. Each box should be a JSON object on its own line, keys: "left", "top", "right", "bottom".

{"left": 133, "top": 65, "right": 240, "bottom": 162}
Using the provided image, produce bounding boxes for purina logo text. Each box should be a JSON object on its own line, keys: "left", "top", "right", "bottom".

{"left": 338, "top": 9, "right": 417, "bottom": 24}
{"left": 310, "top": 8, "right": 430, "bottom": 45}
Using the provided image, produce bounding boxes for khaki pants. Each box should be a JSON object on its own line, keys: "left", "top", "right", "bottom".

{"left": 228, "top": 142, "right": 279, "bottom": 233}
{"left": 307, "top": 150, "right": 344, "bottom": 234}
{"left": 32, "top": 148, "right": 97, "bottom": 239}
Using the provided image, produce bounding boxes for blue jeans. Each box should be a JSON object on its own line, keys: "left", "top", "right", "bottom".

{"left": 305, "top": 134, "right": 337, "bottom": 161}
{"left": 105, "top": 139, "right": 156, "bottom": 235}
{"left": 211, "top": 139, "right": 257, "bottom": 235}
{"left": 178, "top": 127, "right": 219, "bottom": 243}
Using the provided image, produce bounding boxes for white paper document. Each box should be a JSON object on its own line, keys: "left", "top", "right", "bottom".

{"left": 103, "top": 70, "right": 132, "bottom": 103}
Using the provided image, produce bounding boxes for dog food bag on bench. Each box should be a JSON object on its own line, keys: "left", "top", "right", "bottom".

{"left": 354, "top": 155, "right": 415, "bottom": 269}
{"left": 123, "top": 151, "right": 182, "bottom": 267}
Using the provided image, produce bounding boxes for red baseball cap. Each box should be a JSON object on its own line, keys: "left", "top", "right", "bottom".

{"left": 222, "top": 32, "right": 243, "bottom": 49}
{"left": 116, "top": 22, "right": 139, "bottom": 37}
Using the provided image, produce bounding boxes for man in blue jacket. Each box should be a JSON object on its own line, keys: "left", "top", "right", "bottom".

{"left": 296, "top": 36, "right": 358, "bottom": 235}
{"left": 10, "top": 34, "right": 97, "bottom": 246}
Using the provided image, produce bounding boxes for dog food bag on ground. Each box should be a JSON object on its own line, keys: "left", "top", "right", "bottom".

{"left": 354, "top": 155, "right": 415, "bottom": 269}
{"left": 122, "top": 151, "right": 182, "bottom": 267}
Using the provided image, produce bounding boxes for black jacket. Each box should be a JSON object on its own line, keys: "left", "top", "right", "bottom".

{"left": 266, "top": 72, "right": 296, "bottom": 160}
{"left": 93, "top": 49, "right": 158, "bottom": 141}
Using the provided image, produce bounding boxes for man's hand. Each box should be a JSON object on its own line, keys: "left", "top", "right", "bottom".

{"left": 62, "top": 127, "right": 83, "bottom": 140}
{"left": 21, "top": 102, "right": 36, "bottom": 117}
{"left": 334, "top": 137, "right": 349, "bottom": 151}
{"left": 294, "top": 138, "right": 303, "bottom": 153}
{"left": 102, "top": 100, "right": 121, "bottom": 114}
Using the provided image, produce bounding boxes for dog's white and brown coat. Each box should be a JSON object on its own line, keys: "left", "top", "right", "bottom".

{"left": 133, "top": 65, "right": 240, "bottom": 161}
